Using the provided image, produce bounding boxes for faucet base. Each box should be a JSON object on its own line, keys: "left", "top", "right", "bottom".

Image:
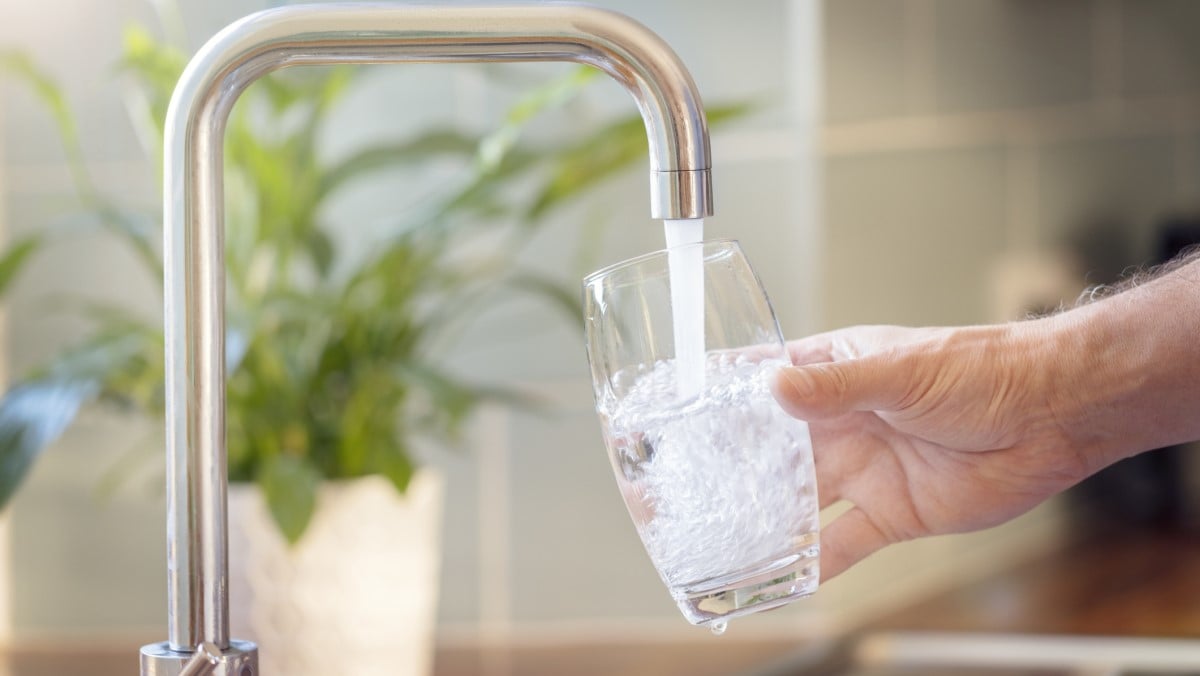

{"left": 141, "top": 640, "right": 258, "bottom": 676}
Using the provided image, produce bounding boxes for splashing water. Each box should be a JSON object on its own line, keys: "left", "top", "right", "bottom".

{"left": 663, "top": 218, "right": 705, "bottom": 399}
{"left": 607, "top": 356, "right": 818, "bottom": 588}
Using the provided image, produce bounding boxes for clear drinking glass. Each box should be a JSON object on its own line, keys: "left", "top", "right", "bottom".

{"left": 583, "top": 239, "right": 820, "bottom": 628}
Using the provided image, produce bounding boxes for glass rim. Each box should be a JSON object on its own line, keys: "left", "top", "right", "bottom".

{"left": 582, "top": 238, "right": 741, "bottom": 287}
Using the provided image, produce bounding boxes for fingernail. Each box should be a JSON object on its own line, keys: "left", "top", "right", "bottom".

{"left": 781, "top": 366, "right": 817, "bottom": 398}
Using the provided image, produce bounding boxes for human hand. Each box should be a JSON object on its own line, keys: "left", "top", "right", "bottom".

{"left": 771, "top": 322, "right": 1098, "bottom": 581}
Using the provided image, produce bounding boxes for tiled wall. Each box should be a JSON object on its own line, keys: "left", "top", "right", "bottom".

{"left": 823, "top": 0, "right": 1200, "bottom": 329}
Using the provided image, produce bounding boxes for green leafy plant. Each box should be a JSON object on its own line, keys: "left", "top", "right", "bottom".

{"left": 0, "top": 21, "right": 748, "bottom": 543}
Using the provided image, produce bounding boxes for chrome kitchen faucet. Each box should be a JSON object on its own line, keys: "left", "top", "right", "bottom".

{"left": 141, "top": 4, "right": 712, "bottom": 674}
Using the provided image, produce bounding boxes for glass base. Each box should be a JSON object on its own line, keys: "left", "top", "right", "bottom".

{"left": 671, "top": 542, "right": 819, "bottom": 626}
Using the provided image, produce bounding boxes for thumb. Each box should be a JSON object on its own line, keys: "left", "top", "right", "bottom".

{"left": 771, "top": 356, "right": 912, "bottom": 420}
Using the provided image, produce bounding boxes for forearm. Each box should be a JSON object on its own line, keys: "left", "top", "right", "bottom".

{"left": 1040, "top": 252, "right": 1200, "bottom": 469}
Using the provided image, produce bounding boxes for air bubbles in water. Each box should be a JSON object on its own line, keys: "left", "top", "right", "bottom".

{"left": 608, "top": 358, "right": 817, "bottom": 588}
{"left": 710, "top": 621, "right": 728, "bottom": 636}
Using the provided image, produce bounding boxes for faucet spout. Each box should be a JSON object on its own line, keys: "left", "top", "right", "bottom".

{"left": 149, "top": 3, "right": 712, "bottom": 672}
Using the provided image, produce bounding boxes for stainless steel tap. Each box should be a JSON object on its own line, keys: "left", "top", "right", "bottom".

{"left": 140, "top": 4, "right": 713, "bottom": 674}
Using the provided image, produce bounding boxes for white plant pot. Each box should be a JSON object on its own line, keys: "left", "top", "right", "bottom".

{"left": 228, "top": 470, "right": 444, "bottom": 676}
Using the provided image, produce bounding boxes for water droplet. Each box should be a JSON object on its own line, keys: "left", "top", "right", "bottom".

{"left": 710, "top": 621, "right": 728, "bottom": 636}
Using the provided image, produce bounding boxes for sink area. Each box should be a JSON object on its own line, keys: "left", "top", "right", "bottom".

{"left": 13, "top": 529, "right": 1190, "bottom": 675}
{"left": 858, "top": 632, "right": 1200, "bottom": 675}
{"left": 741, "top": 528, "right": 1200, "bottom": 676}
{"left": 747, "top": 632, "right": 1200, "bottom": 676}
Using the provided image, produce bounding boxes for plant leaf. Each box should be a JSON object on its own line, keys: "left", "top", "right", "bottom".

{"left": 259, "top": 454, "right": 320, "bottom": 545}
{"left": 42, "top": 296, "right": 159, "bottom": 335}
{"left": 0, "top": 51, "right": 85, "bottom": 179}
{"left": 117, "top": 24, "right": 187, "bottom": 145}
{"left": 4, "top": 49, "right": 164, "bottom": 280}
{"left": 305, "top": 227, "right": 335, "bottom": 279}
{"left": 0, "top": 378, "right": 99, "bottom": 510}
{"left": 477, "top": 66, "right": 596, "bottom": 172}
{"left": 0, "top": 237, "right": 42, "bottom": 297}
{"left": 317, "top": 131, "right": 479, "bottom": 202}
{"left": 503, "top": 271, "right": 584, "bottom": 328}
{"left": 367, "top": 438, "right": 414, "bottom": 496}
{"left": 397, "top": 362, "right": 546, "bottom": 434}
{"left": 0, "top": 322, "right": 158, "bottom": 510}
{"left": 91, "top": 200, "right": 162, "bottom": 280}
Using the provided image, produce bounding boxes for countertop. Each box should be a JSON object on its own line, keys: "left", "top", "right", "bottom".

{"left": 7, "top": 529, "right": 1199, "bottom": 675}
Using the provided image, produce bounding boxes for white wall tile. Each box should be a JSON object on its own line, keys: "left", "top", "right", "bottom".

{"left": 823, "top": 0, "right": 910, "bottom": 122}
{"left": 934, "top": 0, "right": 1094, "bottom": 113}
{"left": 594, "top": 0, "right": 794, "bottom": 128}
{"left": 1036, "top": 134, "right": 1179, "bottom": 279}
{"left": 1120, "top": 0, "right": 1200, "bottom": 99}
{"left": 824, "top": 146, "right": 1008, "bottom": 328}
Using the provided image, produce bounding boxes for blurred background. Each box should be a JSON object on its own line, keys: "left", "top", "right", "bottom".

{"left": 2, "top": 1, "right": 1200, "bottom": 675}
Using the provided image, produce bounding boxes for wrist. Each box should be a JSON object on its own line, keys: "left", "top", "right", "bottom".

{"left": 1035, "top": 266, "right": 1200, "bottom": 468}
{"left": 1029, "top": 305, "right": 1143, "bottom": 471}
